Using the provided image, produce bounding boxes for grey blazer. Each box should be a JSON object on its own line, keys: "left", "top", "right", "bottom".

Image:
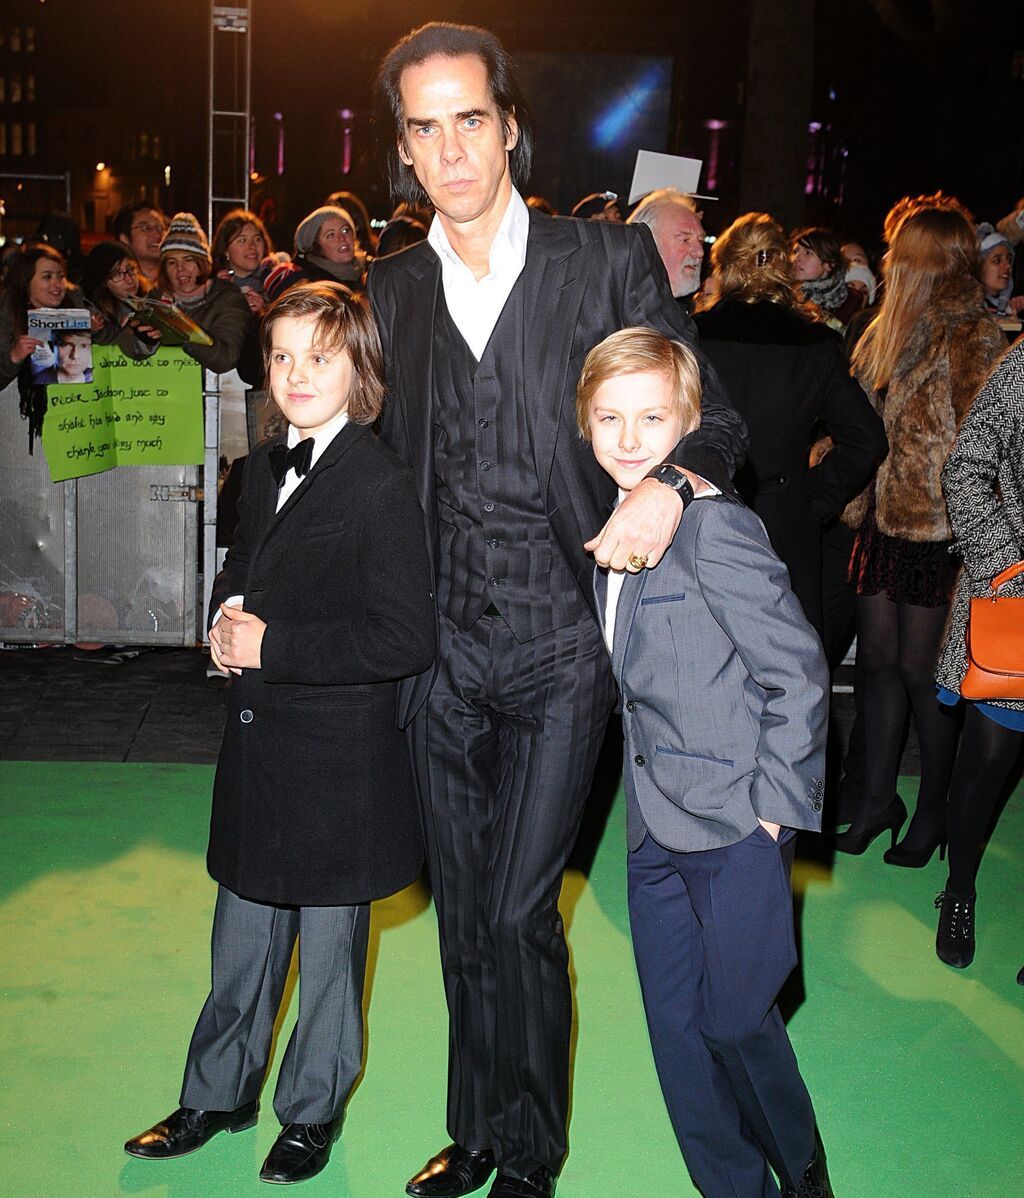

{"left": 599, "top": 496, "right": 829, "bottom": 853}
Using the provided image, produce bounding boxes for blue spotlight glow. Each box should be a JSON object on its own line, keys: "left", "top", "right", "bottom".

{"left": 591, "top": 64, "right": 669, "bottom": 151}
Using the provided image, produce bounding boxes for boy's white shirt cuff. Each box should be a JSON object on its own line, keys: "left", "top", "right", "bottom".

{"left": 688, "top": 473, "right": 720, "bottom": 497}
{"left": 211, "top": 595, "right": 244, "bottom": 628}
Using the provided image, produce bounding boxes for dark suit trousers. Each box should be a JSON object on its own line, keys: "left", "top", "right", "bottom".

{"left": 411, "top": 610, "right": 616, "bottom": 1176}
{"left": 627, "top": 829, "right": 816, "bottom": 1197}
{"left": 180, "top": 886, "right": 370, "bottom": 1124}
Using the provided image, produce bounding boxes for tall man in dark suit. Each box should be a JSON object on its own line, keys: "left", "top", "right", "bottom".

{"left": 368, "top": 23, "right": 747, "bottom": 1198}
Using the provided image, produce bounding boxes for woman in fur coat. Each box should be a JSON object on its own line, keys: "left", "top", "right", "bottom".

{"left": 835, "top": 194, "right": 1006, "bottom": 859}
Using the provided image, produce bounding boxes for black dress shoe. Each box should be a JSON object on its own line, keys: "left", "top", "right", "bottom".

{"left": 124, "top": 1101, "right": 259, "bottom": 1158}
{"left": 406, "top": 1143, "right": 496, "bottom": 1197}
{"left": 781, "top": 1137, "right": 834, "bottom": 1197}
{"left": 259, "top": 1118, "right": 341, "bottom": 1184}
{"left": 487, "top": 1167, "right": 556, "bottom": 1198}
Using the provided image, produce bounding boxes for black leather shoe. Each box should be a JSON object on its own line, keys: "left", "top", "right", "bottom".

{"left": 781, "top": 1137, "right": 834, "bottom": 1197}
{"left": 259, "top": 1118, "right": 341, "bottom": 1184}
{"left": 487, "top": 1167, "right": 556, "bottom": 1198}
{"left": 124, "top": 1101, "right": 259, "bottom": 1158}
{"left": 406, "top": 1144, "right": 496, "bottom": 1197}
{"left": 935, "top": 890, "right": 976, "bottom": 969}
{"left": 1017, "top": 965, "right": 1024, "bottom": 987}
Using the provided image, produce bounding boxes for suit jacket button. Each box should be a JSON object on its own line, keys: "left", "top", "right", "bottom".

{"left": 634, "top": 754, "right": 646, "bottom": 766}
{"left": 812, "top": 798, "right": 822, "bottom": 811}
{"left": 240, "top": 709, "right": 254, "bottom": 724}
{"left": 625, "top": 701, "right": 636, "bottom": 713}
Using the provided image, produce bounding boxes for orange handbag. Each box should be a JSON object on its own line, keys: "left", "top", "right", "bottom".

{"left": 961, "top": 561, "right": 1024, "bottom": 700}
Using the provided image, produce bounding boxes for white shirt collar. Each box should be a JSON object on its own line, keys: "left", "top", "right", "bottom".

{"left": 286, "top": 407, "right": 349, "bottom": 461}
{"left": 427, "top": 187, "right": 530, "bottom": 280}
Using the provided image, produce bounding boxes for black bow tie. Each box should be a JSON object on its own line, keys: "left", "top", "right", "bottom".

{"left": 269, "top": 437, "right": 314, "bottom": 486}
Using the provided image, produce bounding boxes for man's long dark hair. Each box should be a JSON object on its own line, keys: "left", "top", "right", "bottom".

{"left": 375, "top": 22, "right": 535, "bottom": 207}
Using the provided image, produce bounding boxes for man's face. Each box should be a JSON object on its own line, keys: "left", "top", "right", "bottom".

{"left": 397, "top": 53, "right": 517, "bottom": 229}
{"left": 122, "top": 209, "right": 166, "bottom": 266}
{"left": 652, "top": 206, "right": 705, "bottom": 298}
{"left": 57, "top": 333, "right": 90, "bottom": 378}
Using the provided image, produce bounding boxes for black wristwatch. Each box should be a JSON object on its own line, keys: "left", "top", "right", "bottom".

{"left": 646, "top": 463, "right": 695, "bottom": 505}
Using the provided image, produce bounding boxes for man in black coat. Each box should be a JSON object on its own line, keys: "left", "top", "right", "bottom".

{"left": 368, "top": 23, "right": 747, "bottom": 1198}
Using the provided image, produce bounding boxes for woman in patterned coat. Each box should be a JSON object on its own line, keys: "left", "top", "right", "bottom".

{"left": 933, "top": 339, "right": 1024, "bottom": 973}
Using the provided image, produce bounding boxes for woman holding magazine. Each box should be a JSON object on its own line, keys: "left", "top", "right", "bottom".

{"left": 137, "top": 213, "right": 252, "bottom": 376}
{"left": 0, "top": 243, "right": 113, "bottom": 449}
{"left": 0, "top": 243, "right": 107, "bottom": 390}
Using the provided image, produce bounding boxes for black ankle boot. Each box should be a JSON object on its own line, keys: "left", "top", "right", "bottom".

{"left": 935, "top": 890, "right": 976, "bottom": 969}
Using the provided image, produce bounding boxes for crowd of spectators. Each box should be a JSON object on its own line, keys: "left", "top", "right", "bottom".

{"left": 2, "top": 180, "right": 1022, "bottom": 977}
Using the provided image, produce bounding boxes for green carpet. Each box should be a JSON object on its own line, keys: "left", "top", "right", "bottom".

{"left": 1, "top": 761, "right": 1022, "bottom": 1197}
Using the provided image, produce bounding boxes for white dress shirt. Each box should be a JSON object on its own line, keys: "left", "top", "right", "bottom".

{"left": 217, "top": 409, "right": 350, "bottom": 620}
{"left": 427, "top": 188, "right": 530, "bottom": 360}
{"left": 275, "top": 408, "right": 349, "bottom": 512}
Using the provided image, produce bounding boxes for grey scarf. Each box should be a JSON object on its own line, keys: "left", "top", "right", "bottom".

{"left": 800, "top": 271, "right": 848, "bottom": 313}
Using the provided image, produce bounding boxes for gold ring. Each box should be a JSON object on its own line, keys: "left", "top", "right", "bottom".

{"left": 627, "top": 553, "right": 649, "bottom": 570}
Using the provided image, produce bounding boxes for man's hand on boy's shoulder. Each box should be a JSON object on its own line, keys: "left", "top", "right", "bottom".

{"left": 215, "top": 603, "right": 266, "bottom": 672}
{"left": 586, "top": 469, "right": 713, "bottom": 573}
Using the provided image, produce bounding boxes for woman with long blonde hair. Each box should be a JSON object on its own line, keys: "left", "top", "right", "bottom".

{"left": 694, "top": 212, "right": 886, "bottom": 637}
{"left": 835, "top": 194, "right": 1006, "bottom": 858}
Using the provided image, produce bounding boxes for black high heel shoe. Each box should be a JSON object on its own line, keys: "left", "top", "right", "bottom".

{"left": 833, "top": 795, "right": 907, "bottom": 855}
{"left": 884, "top": 829, "right": 947, "bottom": 868}
{"left": 935, "top": 890, "right": 976, "bottom": 969}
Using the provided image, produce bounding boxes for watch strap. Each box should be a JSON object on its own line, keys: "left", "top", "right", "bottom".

{"left": 647, "top": 463, "right": 695, "bottom": 504}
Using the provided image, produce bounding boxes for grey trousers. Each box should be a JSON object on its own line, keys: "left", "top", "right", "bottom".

{"left": 180, "top": 885, "right": 370, "bottom": 1124}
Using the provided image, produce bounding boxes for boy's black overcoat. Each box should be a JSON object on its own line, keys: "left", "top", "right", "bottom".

{"left": 206, "top": 421, "right": 436, "bottom": 906}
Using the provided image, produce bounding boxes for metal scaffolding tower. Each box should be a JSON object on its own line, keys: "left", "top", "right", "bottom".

{"left": 207, "top": 3, "right": 252, "bottom": 235}
{"left": 202, "top": 4, "right": 253, "bottom": 642}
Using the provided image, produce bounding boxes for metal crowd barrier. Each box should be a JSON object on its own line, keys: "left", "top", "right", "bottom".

{"left": 0, "top": 377, "right": 221, "bottom": 647}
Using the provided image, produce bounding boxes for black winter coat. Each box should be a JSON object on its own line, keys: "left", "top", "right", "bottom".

{"left": 207, "top": 421, "right": 436, "bottom": 906}
{"left": 693, "top": 299, "right": 887, "bottom": 632}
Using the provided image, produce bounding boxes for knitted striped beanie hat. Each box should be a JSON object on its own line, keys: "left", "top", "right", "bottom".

{"left": 160, "top": 212, "right": 212, "bottom": 266}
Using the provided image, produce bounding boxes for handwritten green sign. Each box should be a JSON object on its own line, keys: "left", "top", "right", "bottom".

{"left": 42, "top": 345, "right": 204, "bottom": 482}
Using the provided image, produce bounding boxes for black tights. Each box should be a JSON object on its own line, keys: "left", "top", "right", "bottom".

{"left": 946, "top": 705, "right": 1023, "bottom": 895}
{"left": 854, "top": 592, "right": 958, "bottom": 843}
